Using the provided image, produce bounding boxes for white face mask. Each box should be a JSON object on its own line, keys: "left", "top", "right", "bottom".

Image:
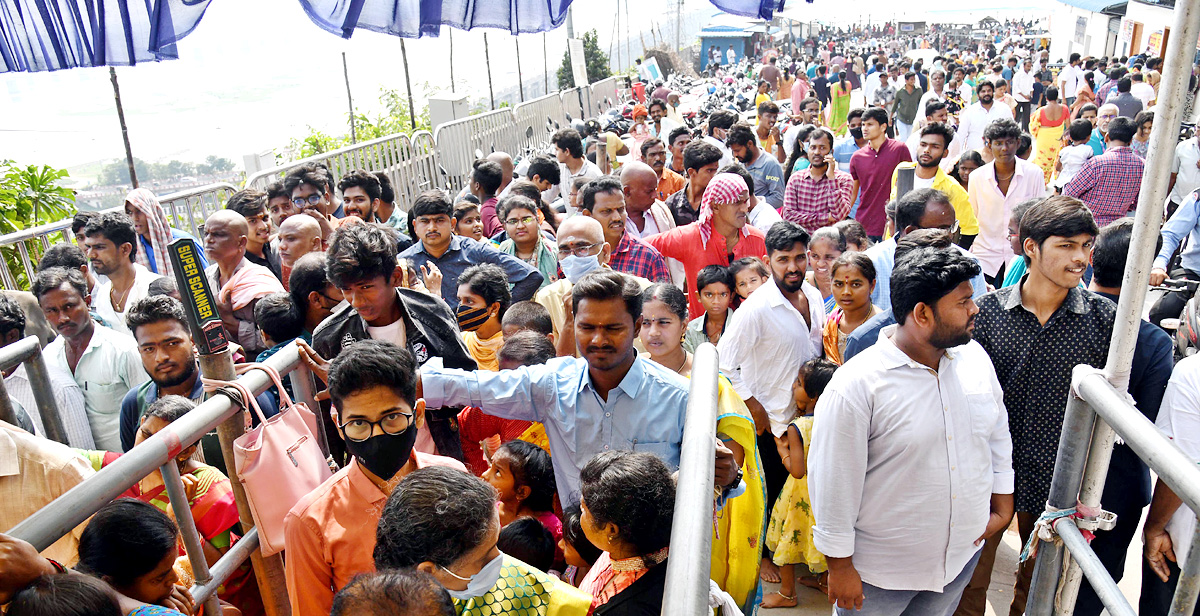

{"left": 442, "top": 552, "right": 505, "bottom": 601}
{"left": 560, "top": 253, "right": 602, "bottom": 284}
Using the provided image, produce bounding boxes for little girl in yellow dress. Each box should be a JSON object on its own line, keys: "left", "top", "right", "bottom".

{"left": 761, "top": 357, "right": 838, "bottom": 609}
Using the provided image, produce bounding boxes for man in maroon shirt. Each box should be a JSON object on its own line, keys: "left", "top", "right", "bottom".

{"left": 849, "top": 107, "right": 912, "bottom": 239}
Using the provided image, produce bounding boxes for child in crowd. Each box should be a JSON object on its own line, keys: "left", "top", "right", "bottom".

{"left": 833, "top": 219, "right": 873, "bottom": 252}
{"left": 331, "top": 570, "right": 455, "bottom": 616}
{"left": 685, "top": 265, "right": 734, "bottom": 352}
{"left": 76, "top": 499, "right": 228, "bottom": 616}
{"left": 453, "top": 198, "right": 490, "bottom": 244}
{"left": 132, "top": 396, "right": 261, "bottom": 616}
{"left": 761, "top": 358, "right": 838, "bottom": 609}
{"left": 485, "top": 440, "right": 560, "bottom": 540}
{"left": 457, "top": 332, "right": 555, "bottom": 474}
{"left": 1054, "top": 119, "right": 1095, "bottom": 192}
{"left": 501, "top": 300, "right": 555, "bottom": 340}
{"left": 728, "top": 257, "right": 770, "bottom": 303}
{"left": 558, "top": 503, "right": 602, "bottom": 588}
{"left": 255, "top": 292, "right": 306, "bottom": 362}
{"left": 6, "top": 574, "right": 125, "bottom": 616}
{"left": 497, "top": 518, "right": 557, "bottom": 574}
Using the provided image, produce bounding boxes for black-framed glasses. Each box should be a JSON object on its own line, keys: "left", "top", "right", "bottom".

{"left": 339, "top": 411, "right": 413, "bottom": 442}
{"left": 558, "top": 241, "right": 602, "bottom": 258}
{"left": 292, "top": 193, "right": 324, "bottom": 208}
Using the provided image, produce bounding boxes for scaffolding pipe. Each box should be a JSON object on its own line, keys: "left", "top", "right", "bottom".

{"left": 1057, "top": 0, "right": 1200, "bottom": 607}
{"left": 1053, "top": 518, "right": 1136, "bottom": 616}
{"left": 162, "top": 460, "right": 223, "bottom": 616}
{"left": 659, "top": 342, "right": 718, "bottom": 616}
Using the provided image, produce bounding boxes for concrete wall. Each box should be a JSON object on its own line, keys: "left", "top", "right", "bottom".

{"left": 1121, "top": 1, "right": 1178, "bottom": 57}
{"left": 1049, "top": 4, "right": 1120, "bottom": 61}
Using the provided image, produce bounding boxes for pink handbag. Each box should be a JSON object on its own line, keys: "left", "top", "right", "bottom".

{"left": 206, "top": 363, "right": 332, "bottom": 555}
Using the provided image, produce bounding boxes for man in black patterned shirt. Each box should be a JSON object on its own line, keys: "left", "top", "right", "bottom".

{"left": 959, "top": 196, "right": 1109, "bottom": 616}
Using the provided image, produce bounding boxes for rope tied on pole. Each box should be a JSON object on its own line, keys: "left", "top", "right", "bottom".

{"left": 1019, "top": 501, "right": 1110, "bottom": 563}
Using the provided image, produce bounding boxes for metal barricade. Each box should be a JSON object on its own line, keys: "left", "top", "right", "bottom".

{"left": 560, "top": 86, "right": 587, "bottom": 123}
{"left": 512, "top": 92, "right": 567, "bottom": 160}
{"left": 589, "top": 77, "right": 620, "bottom": 116}
{"left": 244, "top": 131, "right": 439, "bottom": 209}
{"left": 1026, "top": 0, "right": 1200, "bottom": 612}
{"left": 5, "top": 342, "right": 317, "bottom": 616}
{"left": 158, "top": 183, "right": 240, "bottom": 239}
{"left": 0, "top": 335, "right": 67, "bottom": 444}
{"left": 431, "top": 110, "right": 519, "bottom": 191}
{"left": 660, "top": 343, "right": 719, "bottom": 615}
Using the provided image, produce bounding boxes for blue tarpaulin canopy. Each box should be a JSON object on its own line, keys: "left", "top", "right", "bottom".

{"left": 1, "top": 0, "right": 786, "bottom": 73}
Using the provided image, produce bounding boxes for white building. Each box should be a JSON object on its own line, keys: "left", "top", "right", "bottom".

{"left": 1117, "top": 0, "right": 1189, "bottom": 58}
{"left": 1049, "top": 0, "right": 1127, "bottom": 62}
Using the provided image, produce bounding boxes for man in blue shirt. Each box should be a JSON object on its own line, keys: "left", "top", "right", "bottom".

{"left": 726, "top": 123, "right": 785, "bottom": 209}
{"left": 417, "top": 269, "right": 740, "bottom": 503}
{"left": 1149, "top": 188, "right": 1200, "bottom": 327}
{"left": 400, "top": 190, "right": 543, "bottom": 309}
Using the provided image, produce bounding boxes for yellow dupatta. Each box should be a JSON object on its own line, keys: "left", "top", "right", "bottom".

{"left": 462, "top": 330, "right": 504, "bottom": 371}
{"left": 711, "top": 376, "right": 767, "bottom": 612}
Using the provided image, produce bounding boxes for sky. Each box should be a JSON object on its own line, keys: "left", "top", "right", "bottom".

{"left": 0, "top": 0, "right": 1048, "bottom": 181}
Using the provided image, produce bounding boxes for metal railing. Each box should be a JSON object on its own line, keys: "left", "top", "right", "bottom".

{"left": 4, "top": 342, "right": 316, "bottom": 616}
{"left": 1026, "top": 0, "right": 1200, "bottom": 612}
{"left": 560, "top": 86, "right": 587, "bottom": 124}
{"left": 660, "top": 342, "right": 718, "bottom": 615}
{"left": 0, "top": 183, "right": 235, "bottom": 291}
{"left": 432, "top": 110, "right": 518, "bottom": 189}
{"left": 0, "top": 335, "right": 67, "bottom": 444}
{"left": 589, "top": 76, "right": 620, "bottom": 116}
{"left": 244, "top": 131, "right": 440, "bottom": 209}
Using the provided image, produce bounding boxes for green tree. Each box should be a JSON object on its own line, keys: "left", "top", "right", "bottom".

{"left": 557, "top": 29, "right": 611, "bottom": 90}
{"left": 0, "top": 160, "right": 77, "bottom": 288}
{"left": 101, "top": 157, "right": 152, "bottom": 186}
{"left": 288, "top": 87, "right": 433, "bottom": 158}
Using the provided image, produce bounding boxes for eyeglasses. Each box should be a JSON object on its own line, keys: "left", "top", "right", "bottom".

{"left": 292, "top": 193, "right": 324, "bottom": 208}
{"left": 558, "top": 241, "right": 602, "bottom": 258}
{"left": 339, "top": 411, "right": 413, "bottom": 442}
{"left": 504, "top": 215, "right": 537, "bottom": 227}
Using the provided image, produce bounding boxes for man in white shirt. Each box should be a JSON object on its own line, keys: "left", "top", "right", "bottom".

{"left": 1169, "top": 136, "right": 1200, "bottom": 215}
{"left": 1011, "top": 58, "right": 1036, "bottom": 130}
{"left": 0, "top": 294, "right": 94, "bottom": 449}
{"left": 916, "top": 70, "right": 949, "bottom": 126}
{"left": 958, "top": 81, "right": 1015, "bottom": 153}
{"left": 1058, "top": 53, "right": 1084, "bottom": 106}
{"left": 551, "top": 128, "right": 602, "bottom": 205}
{"left": 718, "top": 221, "right": 825, "bottom": 582}
{"left": 968, "top": 118, "right": 1048, "bottom": 283}
{"left": 82, "top": 212, "right": 162, "bottom": 336}
{"left": 1130, "top": 72, "right": 1157, "bottom": 107}
{"left": 810, "top": 246, "right": 1014, "bottom": 615}
{"left": 33, "top": 267, "right": 149, "bottom": 451}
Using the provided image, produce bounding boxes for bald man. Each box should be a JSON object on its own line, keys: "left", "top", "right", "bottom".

{"left": 488, "top": 151, "right": 515, "bottom": 198}
{"left": 620, "top": 162, "right": 677, "bottom": 239}
{"left": 276, "top": 214, "right": 323, "bottom": 289}
{"left": 203, "top": 210, "right": 285, "bottom": 356}
{"left": 534, "top": 216, "right": 653, "bottom": 356}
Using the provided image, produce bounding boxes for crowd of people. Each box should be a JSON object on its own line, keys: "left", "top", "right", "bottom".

{"left": 2, "top": 18, "right": 1200, "bottom": 616}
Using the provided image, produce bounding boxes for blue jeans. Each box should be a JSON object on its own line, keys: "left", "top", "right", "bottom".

{"left": 836, "top": 549, "right": 981, "bottom": 616}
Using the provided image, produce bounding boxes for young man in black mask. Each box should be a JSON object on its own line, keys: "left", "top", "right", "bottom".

{"left": 284, "top": 340, "right": 465, "bottom": 616}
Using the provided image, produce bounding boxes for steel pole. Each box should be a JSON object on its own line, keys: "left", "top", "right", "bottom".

{"left": 659, "top": 343, "right": 718, "bottom": 616}
{"left": 1169, "top": 519, "right": 1200, "bottom": 616}
{"left": 1061, "top": 0, "right": 1200, "bottom": 607}
{"left": 23, "top": 347, "right": 67, "bottom": 444}
{"left": 109, "top": 67, "right": 138, "bottom": 188}
{"left": 543, "top": 32, "right": 549, "bottom": 94}
{"left": 485, "top": 33, "right": 495, "bottom": 110}
{"left": 0, "top": 375, "right": 17, "bottom": 428}
{"left": 342, "top": 52, "right": 357, "bottom": 144}
{"left": 517, "top": 36, "right": 525, "bottom": 102}
{"left": 675, "top": 0, "right": 681, "bottom": 52}
{"left": 162, "top": 460, "right": 223, "bottom": 616}
{"left": 1025, "top": 387, "right": 1097, "bottom": 616}
{"left": 449, "top": 29, "right": 456, "bottom": 94}
{"left": 1054, "top": 518, "right": 1136, "bottom": 616}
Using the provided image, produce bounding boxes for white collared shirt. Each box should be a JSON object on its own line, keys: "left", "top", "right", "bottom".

{"left": 4, "top": 361, "right": 95, "bottom": 449}
{"left": 1012, "top": 69, "right": 1035, "bottom": 102}
{"left": 43, "top": 324, "right": 149, "bottom": 451}
{"left": 718, "top": 279, "right": 826, "bottom": 436}
{"left": 958, "top": 101, "right": 1015, "bottom": 152}
{"left": 91, "top": 263, "right": 162, "bottom": 336}
{"left": 968, "top": 158, "right": 1047, "bottom": 277}
{"left": 1171, "top": 139, "right": 1200, "bottom": 203}
{"left": 1157, "top": 355, "right": 1200, "bottom": 563}
{"left": 809, "top": 328, "right": 1014, "bottom": 592}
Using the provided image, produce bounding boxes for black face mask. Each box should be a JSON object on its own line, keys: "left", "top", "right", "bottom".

{"left": 344, "top": 424, "right": 417, "bottom": 480}
{"left": 850, "top": 127, "right": 864, "bottom": 140}
{"left": 456, "top": 304, "right": 490, "bottom": 332}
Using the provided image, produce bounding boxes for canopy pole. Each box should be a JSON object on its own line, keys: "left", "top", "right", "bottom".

{"left": 450, "top": 29, "right": 456, "bottom": 93}
{"left": 517, "top": 36, "right": 525, "bottom": 102}
{"left": 400, "top": 39, "right": 417, "bottom": 130}
{"left": 485, "top": 32, "right": 495, "bottom": 110}
{"left": 342, "top": 52, "right": 356, "bottom": 144}
{"left": 675, "top": 0, "right": 681, "bottom": 52}
{"left": 543, "top": 32, "right": 549, "bottom": 95}
{"left": 109, "top": 67, "right": 138, "bottom": 188}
